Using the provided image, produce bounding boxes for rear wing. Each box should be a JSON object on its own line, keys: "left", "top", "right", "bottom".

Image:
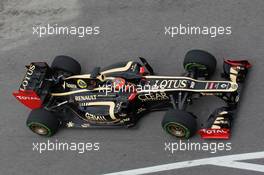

{"left": 13, "top": 62, "right": 51, "bottom": 109}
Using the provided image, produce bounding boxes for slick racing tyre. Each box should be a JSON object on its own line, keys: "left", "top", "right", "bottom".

{"left": 51, "top": 55, "right": 81, "bottom": 75}
{"left": 162, "top": 109, "right": 197, "bottom": 139}
{"left": 26, "top": 108, "right": 60, "bottom": 136}
{"left": 183, "top": 50, "right": 216, "bottom": 78}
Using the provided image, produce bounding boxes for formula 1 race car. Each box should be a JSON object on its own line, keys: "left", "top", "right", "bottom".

{"left": 13, "top": 50, "right": 251, "bottom": 139}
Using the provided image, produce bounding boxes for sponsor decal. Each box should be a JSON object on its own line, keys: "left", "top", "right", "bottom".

{"left": 15, "top": 95, "right": 40, "bottom": 101}
{"left": 75, "top": 95, "right": 96, "bottom": 101}
{"left": 115, "top": 102, "right": 122, "bottom": 110}
{"left": 77, "top": 79, "right": 87, "bottom": 88}
{"left": 79, "top": 102, "right": 89, "bottom": 107}
{"left": 209, "top": 82, "right": 215, "bottom": 89}
{"left": 205, "top": 82, "right": 222, "bottom": 89}
{"left": 85, "top": 112, "right": 107, "bottom": 121}
{"left": 231, "top": 83, "right": 238, "bottom": 89}
{"left": 138, "top": 92, "right": 169, "bottom": 102}
{"left": 66, "top": 121, "right": 75, "bottom": 128}
{"left": 201, "top": 129, "right": 228, "bottom": 134}
{"left": 120, "top": 118, "right": 130, "bottom": 123}
{"left": 213, "top": 116, "right": 229, "bottom": 126}
{"left": 123, "top": 118, "right": 130, "bottom": 122}
{"left": 20, "top": 64, "right": 36, "bottom": 91}
{"left": 190, "top": 81, "right": 195, "bottom": 88}
{"left": 220, "top": 83, "right": 227, "bottom": 88}
{"left": 235, "top": 95, "right": 240, "bottom": 102}
{"left": 199, "top": 128, "right": 230, "bottom": 139}
{"left": 137, "top": 107, "right": 146, "bottom": 114}
{"left": 119, "top": 113, "right": 127, "bottom": 117}
{"left": 201, "top": 93, "right": 215, "bottom": 96}
{"left": 130, "top": 63, "right": 137, "bottom": 71}
{"left": 122, "top": 118, "right": 130, "bottom": 122}
{"left": 65, "top": 82, "right": 77, "bottom": 89}
{"left": 13, "top": 90, "right": 42, "bottom": 109}
{"left": 153, "top": 79, "right": 188, "bottom": 89}
{"left": 81, "top": 123, "right": 90, "bottom": 128}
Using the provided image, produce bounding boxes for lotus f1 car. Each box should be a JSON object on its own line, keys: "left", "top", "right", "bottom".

{"left": 13, "top": 50, "right": 251, "bottom": 139}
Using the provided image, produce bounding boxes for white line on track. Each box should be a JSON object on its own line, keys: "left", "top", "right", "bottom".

{"left": 104, "top": 151, "right": 264, "bottom": 175}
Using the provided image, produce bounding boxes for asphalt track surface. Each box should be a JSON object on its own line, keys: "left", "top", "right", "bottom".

{"left": 1, "top": 0, "right": 264, "bottom": 175}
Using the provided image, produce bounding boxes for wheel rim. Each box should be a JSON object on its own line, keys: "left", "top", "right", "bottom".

{"left": 185, "top": 63, "right": 209, "bottom": 77}
{"left": 167, "top": 124, "right": 186, "bottom": 137}
{"left": 29, "top": 123, "right": 49, "bottom": 136}
{"left": 185, "top": 63, "right": 207, "bottom": 71}
{"left": 164, "top": 122, "right": 190, "bottom": 138}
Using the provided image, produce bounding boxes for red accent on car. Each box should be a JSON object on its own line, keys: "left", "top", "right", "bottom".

{"left": 113, "top": 78, "right": 126, "bottom": 90}
{"left": 128, "top": 92, "right": 137, "bottom": 101}
{"left": 139, "top": 66, "right": 145, "bottom": 74}
{"left": 209, "top": 82, "right": 215, "bottom": 89}
{"left": 12, "top": 90, "right": 42, "bottom": 109}
{"left": 198, "top": 128, "right": 230, "bottom": 139}
{"left": 224, "top": 60, "right": 252, "bottom": 69}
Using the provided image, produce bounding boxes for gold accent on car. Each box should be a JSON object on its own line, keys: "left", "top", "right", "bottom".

{"left": 77, "top": 79, "right": 87, "bottom": 88}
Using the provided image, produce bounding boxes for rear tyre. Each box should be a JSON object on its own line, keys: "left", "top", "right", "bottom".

{"left": 183, "top": 50, "right": 217, "bottom": 78}
{"left": 162, "top": 109, "right": 197, "bottom": 139}
{"left": 26, "top": 108, "right": 60, "bottom": 136}
{"left": 51, "top": 55, "right": 81, "bottom": 75}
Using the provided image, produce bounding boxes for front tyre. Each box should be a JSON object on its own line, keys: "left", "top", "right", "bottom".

{"left": 26, "top": 109, "right": 60, "bottom": 136}
{"left": 162, "top": 109, "right": 197, "bottom": 139}
{"left": 183, "top": 50, "right": 217, "bottom": 78}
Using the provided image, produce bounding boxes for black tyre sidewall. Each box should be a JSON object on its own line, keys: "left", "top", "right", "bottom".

{"left": 183, "top": 50, "right": 217, "bottom": 76}
{"left": 162, "top": 109, "right": 197, "bottom": 139}
{"left": 26, "top": 108, "right": 60, "bottom": 136}
{"left": 51, "top": 55, "right": 81, "bottom": 75}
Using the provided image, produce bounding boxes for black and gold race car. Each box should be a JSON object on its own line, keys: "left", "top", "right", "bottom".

{"left": 13, "top": 50, "right": 251, "bottom": 139}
